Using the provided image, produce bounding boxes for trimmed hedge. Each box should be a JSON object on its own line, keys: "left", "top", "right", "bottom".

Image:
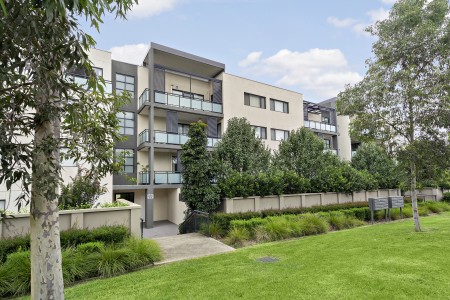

{"left": 0, "top": 225, "right": 129, "bottom": 263}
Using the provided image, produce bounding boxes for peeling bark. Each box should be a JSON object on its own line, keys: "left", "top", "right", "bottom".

{"left": 411, "top": 161, "right": 421, "bottom": 232}
{"left": 30, "top": 100, "right": 64, "bottom": 299}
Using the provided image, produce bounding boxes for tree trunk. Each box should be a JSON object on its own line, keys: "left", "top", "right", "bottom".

{"left": 410, "top": 160, "right": 421, "bottom": 232}
{"left": 30, "top": 101, "right": 64, "bottom": 299}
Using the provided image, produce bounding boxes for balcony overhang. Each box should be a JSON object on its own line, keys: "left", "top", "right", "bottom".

{"left": 151, "top": 43, "right": 225, "bottom": 78}
{"left": 304, "top": 100, "right": 336, "bottom": 114}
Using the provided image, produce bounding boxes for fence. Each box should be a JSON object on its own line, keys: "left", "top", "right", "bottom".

{"left": 0, "top": 199, "right": 141, "bottom": 239}
{"left": 222, "top": 189, "right": 401, "bottom": 214}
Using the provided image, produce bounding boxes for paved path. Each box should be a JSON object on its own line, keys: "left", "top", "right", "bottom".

{"left": 143, "top": 221, "right": 179, "bottom": 238}
{"left": 152, "top": 233, "right": 235, "bottom": 264}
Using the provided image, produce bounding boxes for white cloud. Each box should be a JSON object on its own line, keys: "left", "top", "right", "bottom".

{"left": 326, "top": 17, "right": 357, "bottom": 28}
{"left": 238, "top": 51, "right": 262, "bottom": 67}
{"left": 367, "top": 8, "right": 390, "bottom": 23}
{"left": 129, "top": 0, "right": 180, "bottom": 18}
{"left": 239, "top": 48, "right": 362, "bottom": 100}
{"left": 109, "top": 44, "right": 150, "bottom": 65}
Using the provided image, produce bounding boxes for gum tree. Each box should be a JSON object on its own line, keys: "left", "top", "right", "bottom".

{"left": 0, "top": 0, "right": 135, "bottom": 298}
{"left": 338, "top": 0, "right": 450, "bottom": 232}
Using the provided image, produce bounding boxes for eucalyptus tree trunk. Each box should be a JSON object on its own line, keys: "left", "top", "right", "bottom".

{"left": 410, "top": 161, "right": 421, "bottom": 232}
{"left": 30, "top": 98, "right": 64, "bottom": 299}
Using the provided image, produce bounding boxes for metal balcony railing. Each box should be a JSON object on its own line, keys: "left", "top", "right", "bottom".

{"left": 139, "top": 89, "right": 150, "bottom": 108}
{"left": 139, "top": 171, "right": 150, "bottom": 185}
{"left": 154, "top": 91, "right": 223, "bottom": 113}
{"left": 324, "top": 149, "right": 338, "bottom": 155}
{"left": 139, "top": 129, "right": 150, "bottom": 144}
{"left": 304, "top": 120, "right": 337, "bottom": 133}
{"left": 154, "top": 171, "right": 182, "bottom": 184}
{"left": 207, "top": 137, "right": 221, "bottom": 147}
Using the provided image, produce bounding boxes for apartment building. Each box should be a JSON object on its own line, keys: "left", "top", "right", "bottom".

{"left": 0, "top": 43, "right": 352, "bottom": 228}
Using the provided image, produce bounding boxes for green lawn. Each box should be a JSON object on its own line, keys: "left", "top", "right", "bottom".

{"left": 64, "top": 213, "right": 450, "bottom": 299}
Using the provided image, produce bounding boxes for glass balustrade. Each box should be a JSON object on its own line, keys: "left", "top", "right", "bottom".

{"left": 139, "top": 172, "right": 150, "bottom": 185}
{"left": 304, "top": 120, "right": 337, "bottom": 133}
{"left": 154, "top": 91, "right": 223, "bottom": 113}
{"left": 139, "top": 130, "right": 220, "bottom": 147}
{"left": 139, "top": 130, "right": 149, "bottom": 144}
{"left": 154, "top": 172, "right": 182, "bottom": 184}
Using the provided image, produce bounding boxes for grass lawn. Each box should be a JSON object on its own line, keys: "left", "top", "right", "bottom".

{"left": 63, "top": 213, "right": 450, "bottom": 299}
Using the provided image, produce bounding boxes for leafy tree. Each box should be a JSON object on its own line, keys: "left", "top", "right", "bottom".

{"left": 338, "top": 0, "right": 450, "bottom": 231}
{"left": 0, "top": 0, "right": 134, "bottom": 297}
{"left": 273, "top": 127, "right": 336, "bottom": 178}
{"left": 214, "top": 117, "right": 271, "bottom": 174}
{"left": 351, "top": 143, "right": 400, "bottom": 189}
{"left": 181, "top": 121, "right": 221, "bottom": 213}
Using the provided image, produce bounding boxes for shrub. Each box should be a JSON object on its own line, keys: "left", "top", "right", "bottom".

{"left": 230, "top": 218, "right": 267, "bottom": 235}
{"left": 0, "top": 235, "right": 30, "bottom": 263}
{"left": 425, "top": 201, "right": 450, "bottom": 213}
{"left": 226, "top": 227, "right": 250, "bottom": 247}
{"left": 100, "top": 201, "right": 129, "bottom": 208}
{"left": 297, "top": 214, "right": 329, "bottom": 236}
{"left": 76, "top": 241, "right": 105, "bottom": 254}
{"left": 323, "top": 212, "right": 365, "bottom": 230}
{"left": 97, "top": 247, "right": 129, "bottom": 277}
{"left": 443, "top": 192, "right": 450, "bottom": 202}
{"left": 402, "top": 206, "right": 414, "bottom": 218}
{"left": 260, "top": 218, "right": 292, "bottom": 241}
{"left": 0, "top": 251, "right": 31, "bottom": 297}
{"left": 63, "top": 247, "right": 98, "bottom": 284}
{"left": 122, "top": 238, "right": 162, "bottom": 267}
{"left": 282, "top": 171, "right": 311, "bottom": 194}
{"left": 59, "top": 170, "right": 105, "bottom": 210}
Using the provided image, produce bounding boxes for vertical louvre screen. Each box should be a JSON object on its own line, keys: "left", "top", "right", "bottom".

{"left": 154, "top": 68, "right": 165, "bottom": 92}
{"left": 177, "top": 150, "right": 182, "bottom": 172}
{"left": 212, "top": 81, "right": 222, "bottom": 104}
{"left": 207, "top": 117, "right": 218, "bottom": 138}
{"left": 261, "top": 97, "right": 266, "bottom": 109}
{"left": 166, "top": 111, "right": 178, "bottom": 133}
{"left": 270, "top": 99, "right": 275, "bottom": 111}
{"left": 330, "top": 110, "right": 336, "bottom": 125}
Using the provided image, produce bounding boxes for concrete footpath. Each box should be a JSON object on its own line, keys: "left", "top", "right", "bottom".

{"left": 152, "top": 233, "right": 235, "bottom": 264}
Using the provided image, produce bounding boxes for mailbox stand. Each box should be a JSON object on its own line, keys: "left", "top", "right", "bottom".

{"left": 388, "top": 196, "right": 404, "bottom": 221}
{"left": 368, "top": 197, "right": 389, "bottom": 224}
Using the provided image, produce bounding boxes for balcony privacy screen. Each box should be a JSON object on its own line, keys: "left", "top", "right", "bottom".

{"left": 154, "top": 67, "right": 165, "bottom": 92}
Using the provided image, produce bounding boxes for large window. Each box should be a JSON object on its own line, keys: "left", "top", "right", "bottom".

{"left": 0, "top": 199, "right": 5, "bottom": 211}
{"left": 251, "top": 126, "right": 267, "bottom": 139}
{"left": 271, "top": 129, "right": 289, "bottom": 141}
{"left": 93, "top": 67, "right": 103, "bottom": 77}
{"left": 117, "top": 111, "right": 135, "bottom": 135}
{"left": 324, "top": 139, "right": 331, "bottom": 149}
{"left": 173, "top": 89, "right": 204, "bottom": 100}
{"left": 244, "top": 93, "right": 266, "bottom": 109}
{"left": 115, "top": 149, "right": 134, "bottom": 174}
{"left": 116, "top": 74, "right": 135, "bottom": 98}
{"left": 270, "top": 99, "right": 289, "bottom": 113}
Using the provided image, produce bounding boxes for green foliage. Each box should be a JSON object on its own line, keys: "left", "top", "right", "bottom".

{"left": 282, "top": 171, "right": 311, "bottom": 194}
{"left": 214, "top": 117, "right": 271, "bottom": 174}
{"left": 297, "top": 214, "right": 329, "bottom": 236}
{"left": 226, "top": 227, "right": 250, "bottom": 247}
{"left": 443, "top": 192, "right": 450, "bottom": 202}
{"left": 0, "top": 225, "right": 129, "bottom": 263}
{"left": 62, "top": 247, "right": 98, "bottom": 284}
{"left": 76, "top": 242, "right": 105, "bottom": 254}
{"left": 100, "top": 201, "right": 129, "bottom": 208}
{"left": 320, "top": 211, "right": 365, "bottom": 230}
{"left": 122, "top": 238, "right": 162, "bottom": 267}
{"left": 273, "top": 127, "right": 327, "bottom": 178}
{"left": 59, "top": 169, "right": 106, "bottom": 210}
{"left": 0, "top": 251, "right": 31, "bottom": 297}
{"left": 351, "top": 143, "right": 400, "bottom": 189}
{"left": 181, "top": 121, "right": 220, "bottom": 213}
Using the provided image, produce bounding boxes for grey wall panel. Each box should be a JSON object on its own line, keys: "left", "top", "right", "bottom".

{"left": 207, "top": 117, "right": 218, "bottom": 138}
{"left": 166, "top": 111, "right": 178, "bottom": 133}
{"left": 154, "top": 67, "right": 165, "bottom": 92}
{"left": 213, "top": 80, "right": 222, "bottom": 104}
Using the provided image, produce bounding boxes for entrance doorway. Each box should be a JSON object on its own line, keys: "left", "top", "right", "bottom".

{"left": 115, "top": 192, "right": 134, "bottom": 203}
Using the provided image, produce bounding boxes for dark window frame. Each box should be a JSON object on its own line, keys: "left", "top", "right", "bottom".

{"left": 270, "top": 128, "right": 290, "bottom": 141}
{"left": 244, "top": 93, "right": 266, "bottom": 109}
{"left": 116, "top": 73, "right": 135, "bottom": 98}
{"left": 270, "top": 99, "right": 289, "bottom": 113}
{"left": 115, "top": 149, "right": 134, "bottom": 174}
{"left": 251, "top": 125, "right": 267, "bottom": 140}
{"left": 117, "top": 111, "right": 135, "bottom": 136}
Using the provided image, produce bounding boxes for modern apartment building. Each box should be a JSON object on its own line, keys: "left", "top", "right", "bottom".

{"left": 0, "top": 43, "right": 352, "bottom": 228}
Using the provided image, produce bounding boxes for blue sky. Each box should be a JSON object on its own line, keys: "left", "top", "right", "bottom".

{"left": 82, "top": 0, "right": 396, "bottom": 101}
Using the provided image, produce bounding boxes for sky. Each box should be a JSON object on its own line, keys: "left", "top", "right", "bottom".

{"left": 81, "top": 0, "right": 397, "bottom": 102}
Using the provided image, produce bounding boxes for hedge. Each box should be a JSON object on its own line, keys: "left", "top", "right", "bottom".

{"left": 0, "top": 225, "right": 129, "bottom": 263}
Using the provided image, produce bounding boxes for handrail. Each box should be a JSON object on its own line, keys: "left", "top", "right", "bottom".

{"left": 154, "top": 90, "right": 223, "bottom": 113}
{"left": 179, "top": 210, "right": 210, "bottom": 236}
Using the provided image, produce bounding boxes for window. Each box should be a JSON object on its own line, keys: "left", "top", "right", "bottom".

{"left": 178, "top": 124, "right": 190, "bottom": 135}
{"left": 244, "top": 93, "right": 266, "bottom": 109}
{"left": 173, "top": 89, "right": 204, "bottom": 100}
{"left": 117, "top": 111, "right": 135, "bottom": 135}
{"left": 271, "top": 129, "right": 289, "bottom": 141}
{"left": 116, "top": 73, "right": 135, "bottom": 98}
{"left": 115, "top": 149, "right": 134, "bottom": 173}
{"left": 0, "top": 199, "right": 5, "bottom": 211}
{"left": 217, "top": 123, "right": 222, "bottom": 138}
{"left": 270, "top": 99, "right": 289, "bottom": 113}
{"left": 172, "top": 156, "right": 179, "bottom": 172}
{"left": 60, "top": 148, "right": 76, "bottom": 167}
{"left": 324, "top": 139, "right": 331, "bottom": 149}
{"left": 251, "top": 126, "right": 267, "bottom": 139}
{"left": 93, "top": 67, "right": 103, "bottom": 77}
{"left": 322, "top": 116, "right": 330, "bottom": 124}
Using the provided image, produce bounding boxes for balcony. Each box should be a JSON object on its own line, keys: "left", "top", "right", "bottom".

{"left": 139, "top": 89, "right": 150, "bottom": 108}
{"left": 154, "top": 131, "right": 189, "bottom": 145}
{"left": 138, "top": 129, "right": 221, "bottom": 147}
{"left": 72, "top": 75, "right": 112, "bottom": 94}
{"left": 304, "top": 120, "right": 337, "bottom": 133}
{"left": 139, "top": 171, "right": 150, "bottom": 185}
{"left": 154, "top": 171, "right": 182, "bottom": 184}
{"left": 154, "top": 91, "right": 223, "bottom": 114}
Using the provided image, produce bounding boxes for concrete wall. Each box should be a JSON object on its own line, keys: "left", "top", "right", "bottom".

{"left": 165, "top": 72, "right": 212, "bottom": 100}
{"left": 222, "top": 189, "right": 401, "bottom": 213}
{"left": 0, "top": 199, "right": 141, "bottom": 239}
{"left": 166, "top": 188, "right": 188, "bottom": 224}
{"left": 405, "top": 188, "right": 450, "bottom": 201}
{"left": 221, "top": 73, "right": 304, "bottom": 151}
